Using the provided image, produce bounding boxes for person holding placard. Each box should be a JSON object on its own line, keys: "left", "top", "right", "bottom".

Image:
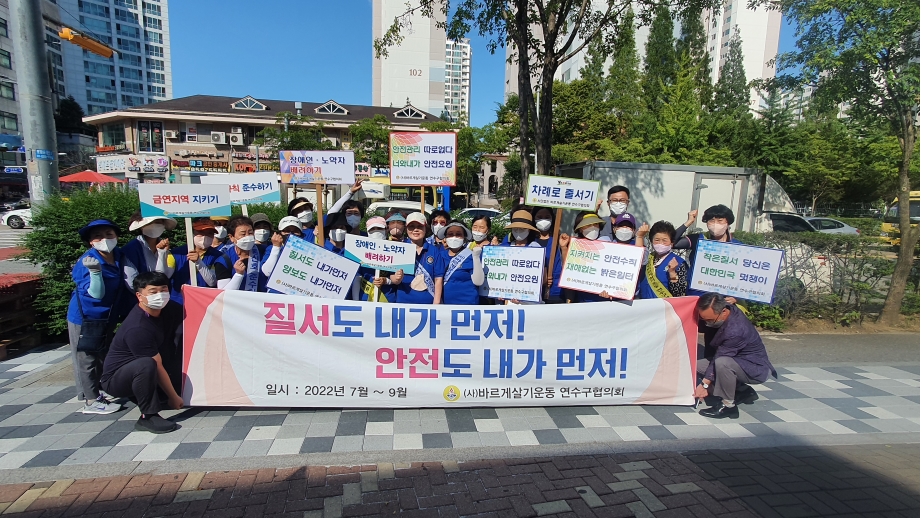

{"left": 437, "top": 220, "right": 485, "bottom": 305}
{"left": 288, "top": 197, "right": 317, "bottom": 243}
{"left": 216, "top": 216, "right": 264, "bottom": 292}
{"left": 325, "top": 179, "right": 367, "bottom": 237}
{"left": 566, "top": 212, "right": 619, "bottom": 303}
{"left": 498, "top": 210, "right": 546, "bottom": 305}
{"left": 673, "top": 204, "right": 739, "bottom": 297}
{"left": 469, "top": 215, "right": 494, "bottom": 249}
{"left": 169, "top": 218, "right": 232, "bottom": 304}
{"left": 321, "top": 212, "right": 362, "bottom": 300}
{"left": 395, "top": 212, "right": 444, "bottom": 304}
{"left": 260, "top": 216, "right": 303, "bottom": 294}
{"left": 637, "top": 221, "right": 689, "bottom": 299}
{"left": 426, "top": 209, "right": 451, "bottom": 247}
{"left": 362, "top": 217, "right": 396, "bottom": 302}
{"left": 531, "top": 206, "right": 568, "bottom": 304}
{"left": 385, "top": 212, "right": 407, "bottom": 242}
{"left": 122, "top": 211, "right": 177, "bottom": 286}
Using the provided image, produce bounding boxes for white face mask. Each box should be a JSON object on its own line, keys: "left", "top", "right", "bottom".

{"left": 535, "top": 219, "right": 552, "bottom": 232}
{"left": 296, "top": 211, "right": 313, "bottom": 224}
{"left": 92, "top": 238, "right": 118, "bottom": 253}
{"left": 193, "top": 234, "right": 214, "bottom": 250}
{"left": 145, "top": 291, "right": 170, "bottom": 310}
{"left": 369, "top": 230, "right": 387, "bottom": 241}
{"left": 707, "top": 222, "right": 729, "bottom": 238}
{"left": 254, "top": 229, "right": 271, "bottom": 242}
{"left": 445, "top": 237, "right": 465, "bottom": 250}
{"left": 609, "top": 202, "right": 628, "bottom": 215}
{"left": 653, "top": 243, "right": 672, "bottom": 255}
{"left": 214, "top": 226, "right": 227, "bottom": 239}
{"left": 431, "top": 223, "right": 445, "bottom": 236}
{"left": 472, "top": 231, "right": 488, "bottom": 242}
{"left": 141, "top": 224, "right": 165, "bottom": 239}
{"left": 582, "top": 227, "right": 600, "bottom": 240}
{"left": 235, "top": 235, "right": 256, "bottom": 251}
{"left": 346, "top": 215, "right": 362, "bottom": 228}
{"left": 615, "top": 228, "right": 635, "bottom": 242}
{"left": 329, "top": 229, "right": 347, "bottom": 242}
{"left": 512, "top": 229, "right": 530, "bottom": 242}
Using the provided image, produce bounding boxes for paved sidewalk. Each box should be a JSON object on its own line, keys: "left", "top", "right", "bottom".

{"left": 0, "top": 444, "right": 916, "bottom": 517}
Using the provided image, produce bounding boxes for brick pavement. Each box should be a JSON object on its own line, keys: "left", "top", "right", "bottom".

{"left": 0, "top": 443, "right": 915, "bottom": 517}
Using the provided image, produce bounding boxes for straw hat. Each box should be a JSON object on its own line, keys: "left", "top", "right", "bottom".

{"left": 129, "top": 216, "right": 178, "bottom": 232}
{"left": 574, "top": 212, "right": 605, "bottom": 231}
{"left": 504, "top": 210, "right": 538, "bottom": 231}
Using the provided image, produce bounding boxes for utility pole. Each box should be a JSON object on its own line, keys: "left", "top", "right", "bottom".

{"left": 9, "top": 0, "right": 59, "bottom": 206}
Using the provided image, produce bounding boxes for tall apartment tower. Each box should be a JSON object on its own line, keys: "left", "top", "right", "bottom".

{"left": 443, "top": 38, "right": 470, "bottom": 123}
{"left": 58, "top": 0, "right": 173, "bottom": 115}
{"left": 372, "top": 0, "right": 446, "bottom": 117}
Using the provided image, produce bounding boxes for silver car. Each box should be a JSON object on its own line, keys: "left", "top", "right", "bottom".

{"left": 806, "top": 217, "right": 860, "bottom": 235}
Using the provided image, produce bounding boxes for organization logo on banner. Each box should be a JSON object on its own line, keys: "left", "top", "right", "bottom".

{"left": 443, "top": 386, "right": 461, "bottom": 402}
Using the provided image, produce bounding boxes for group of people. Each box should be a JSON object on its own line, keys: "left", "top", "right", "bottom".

{"left": 67, "top": 181, "right": 772, "bottom": 433}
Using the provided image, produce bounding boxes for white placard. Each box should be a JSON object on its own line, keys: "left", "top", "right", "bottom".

{"left": 478, "top": 246, "right": 545, "bottom": 302}
{"left": 360, "top": 181, "right": 385, "bottom": 198}
{"left": 200, "top": 172, "right": 281, "bottom": 205}
{"left": 138, "top": 183, "right": 231, "bottom": 218}
{"left": 559, "top": 239, "right": 644, "bottom": 300}
{"left": 266, "top": 236, "right": 360, "bottom": 299}
{"left": 343, "top": 234, "right": 416, "bottom": 274}
{"left": 525, "top": 174, "right": 601, "bottom": 211}
{"left": 389, "top": 132, "right": 457, "bottom": 186}
{"left": 279, "top": 150, "right": 355, "bottom": 185}
{"left": 690, "top": 240, "right": 785, "bottom": 303}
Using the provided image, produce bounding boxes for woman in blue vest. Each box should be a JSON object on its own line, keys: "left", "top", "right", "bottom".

{"left": 530, "top": 206, "right": 568, "bottom": 303}
{"left": 565, "top": 212, "right": 617, "bottom": 303}
{"left": 365, "top": 217, "right": 397, "bottom": 302}
{"left": 121, "top": 210, "right": 177, "bottom": 286}
{"left": 67, "top": 219, "right": 132, "bottom": 415}
{"left": 637, "top": 221, "right": 688, "bottom": 299}
{"left": 437, "top": 220, "right": 484, "bottom": 305}
{"left": 323, "top": 212, "right": 362, "bottom": 300}
{"left": 169, "top": 218, "right": 233, "bottom": 304}
{"left": 673, "top": 204, "right": 739, "bottom": 297}
{"left": 386, "top": 212, "right": 444, "bottom": 304}
{"left": 216, "top": 215, "right": 266, "bottom": 291}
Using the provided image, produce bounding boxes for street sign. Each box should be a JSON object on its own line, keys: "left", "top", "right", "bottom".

{"left": 3, "top": 167, "right": 24, "bottom": 173}
{"left": 35, "top": 149, "right": 54, "bottom": 161}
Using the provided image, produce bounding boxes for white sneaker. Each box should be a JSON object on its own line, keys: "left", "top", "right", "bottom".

{"left": 82, "top": 397, "right": 121, "bottom": 415}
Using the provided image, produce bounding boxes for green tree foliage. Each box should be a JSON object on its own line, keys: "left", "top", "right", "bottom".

{"left": 642, "top": 2, "right": 677, "bottom": 112}
{"left": 607, "top": 8, "right": 645, "bottom": 137}
{"left": 711, "top": 28, "right": 749, "bottom": 113}
{"left": 254, "top": 112, "right": 335, "bottom": 153}
{"left": 675, "top": 7, "right": 711, "bottom": 106}
{"left": 741, "top": 86, "right": 800, "bottom": 177}
{"left": 54, "top": 95, "right": 95, "bottom": 135}
{"left": 348, "top": 114, "right": 392, "bottom": 168}
{"left": 783, "top": 114, "right": 855, "bottom": 214}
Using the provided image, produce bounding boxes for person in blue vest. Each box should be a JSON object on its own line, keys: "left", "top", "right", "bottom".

{"left": 322, "top": 212, "right": 362, "bottom": 299}
{"left": 364, "top": 217, "right": 397, "bottom": 302}
{"left": 426, "top": 209, "right": 450, "bottom": 247}
{"left": 251, "top": 213, "right": 274, "bottom": 256}
{"left": 122, "top": 211, "right": 176, "bottom": 286}
{"left": 288, "top": 197, "right": 317, "bottom": 244}
{"left": 385, "top": 212, "right": 407, "bottom": 242}
{"left": 210, "top": 215, "right": 232, "bottom": 253}
{"left": 387, "top": 212, "right": 444, "bottom": 304}
{"left": 673, "top": 204, "right": 739, "bottom": 297}
{"left": 260, "top": 216, "right": 305, "bottom": 295}
{"left": 565, "top": 212, "right": 617, "bottom": 303}
{"left": 169, "top": 218, "right": 233, "bottom": 304}
{"left": 215, "top": 215, "right": 265, "bottom": 291}
{"left": 325, "top": 179, "right": 368, "bottom": 237}
{"left": 637, "top": 221, "right": 688, "bottom": 299}
{"left": 437, "top": 220, "right": 485, "bottom": 305}
{"left": 67, "top": 219, "right": 133, "bottom": 415}
{"left": 530, "top": 206, "right": 568, "bottom": 304}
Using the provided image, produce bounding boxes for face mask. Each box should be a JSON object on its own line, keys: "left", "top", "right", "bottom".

{"left": 297, "top": 211, "right": 313, "bottom": 224}
{"left": 193, "top": 235, "right": 214, "bottom": 250}
{"left": 609, "top": 202, "right": 628, "bottom": 215}
{"left": 535, "top": 219, "right": 552, "bottom": 232}
{"left": 432, "top": 223, "right": 445, "bottom": 235}
{"left": 346, "top": 215, "right": 362, "bottom": 228}
{"left": 141, "top": 224, "right": 164, "bottom": 238}
{"left": 145, "top": 291, "right": 170, "bottom": 310}
{"left": 582, "top": 227, "right": 600, "bottom": 240}
{"left": 92, "top": 238, "right": 118, "bottom": 253}
{"left": 707, "top": 222, "right": 729, "bottom": 238}
{"left": 512, "top": 229, "right": 530, "bottom": 242}
{"left": 704, "top": 313, "right": 727, "bottom": 328}
{"left": 653, "top": 243, "right": 672, "bottom": 255}
{"left": 254, "top": 229, "right": 271, "bottom": 242}
{"left": 235, "top": 235, "right": 256, "bottom": 251}
{"left": 445, "top": 237, "right": 465, "bottom": 249}
{"left": 214, "top": 226, "right": 227, "bottom": 239}
{"left": 369, "top": 230, "right": 387, "bottom": 241}
{"left": 329, "top": 229, "right": 347, "bottom": 242}
{"left": 472, "top": 231, "right": 488, "bottom": 242}
{"left": 615, "top": 228, "right": 634, "bottom": 242}
{"left": 389, "top": 227, "right": 403, "bottom": 237}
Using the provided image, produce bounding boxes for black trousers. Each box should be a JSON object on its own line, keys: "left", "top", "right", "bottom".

{"left": 102, "top": 357, "right": 161, "bottom": 415}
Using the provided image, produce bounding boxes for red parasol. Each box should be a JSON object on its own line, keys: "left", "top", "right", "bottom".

{"left": 59, "top": 170, "right": 126, "bottom": 184}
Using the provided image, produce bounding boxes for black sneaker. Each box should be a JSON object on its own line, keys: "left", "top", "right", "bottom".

{"left": 135, "top": 414, "right": 177, "bottom": 434}
{"left": 699, "top": 404, "right": 739, "bottom": 419}
{"left": 735, "top": 386, "right": 759, "bottom": 405}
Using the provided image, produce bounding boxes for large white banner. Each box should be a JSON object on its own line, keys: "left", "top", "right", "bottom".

{"left": 691, "top": 240, "right": 784, "bottom": 303}
{"left": 182, "top": 287, "right": 698, "bottom": 408}
{"left": 266, "top": 237, "right": 359, "bottom": 299}
{"left": 200, "top": 172, "right": 281, "bottom": 205}
{"left": 478, "top": 246, "right": 545, "bottom": 302}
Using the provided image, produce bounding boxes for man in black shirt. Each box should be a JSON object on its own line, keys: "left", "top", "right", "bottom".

{"left": 101, "top": 272, "right": 183, "bottom": 433}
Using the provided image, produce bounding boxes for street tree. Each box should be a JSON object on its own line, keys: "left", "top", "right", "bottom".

{"left": 348, "top": 114, "right": 393, "bottom": 168}
{"left": 711, "top": 27, "right": 748, "bottom": 114}
{"left": 606, "top": 8, "right": 645, "bottom": 138}
{"left": 783, "top": 115, "right": 854, "bottom": 215}
{"left": 675, "top": 7, "right": 711, "bottom": 107}
{"left": 642, "top": 2, "right": 678, "bottom": 112}
{"left": 254, "top": 112, "right": 335, "bottom": 154}
{"left": 770, "top": 0, "right": 920, "bottom": 324}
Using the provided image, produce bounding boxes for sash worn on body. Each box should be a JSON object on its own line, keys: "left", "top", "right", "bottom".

{"left": 243, "top": 245, "right": 261, "bottom": 292}
{"left": 444, "top": 249, "right": 472, "bottom": 283}
{"left": 645, "top": 255, "right": 673, "bottom": 298}
{"left": 413, "top": 257, "right": 436, "bottom": 297}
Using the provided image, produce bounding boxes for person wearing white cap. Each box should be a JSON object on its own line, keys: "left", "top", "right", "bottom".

{"left": 122, "top": 210, "right": 177, "bottom": 287}
{"left": 437, "top": 220, "right": 485, "bottom": 305}
{"left": 259, "top": 216, "right": 304, "bottom": 291}
{"left": 366, "top": 217, "right": 397, "bottom": 302}
{"left": 390, "top": 212, "right": 444, "bottom": 304}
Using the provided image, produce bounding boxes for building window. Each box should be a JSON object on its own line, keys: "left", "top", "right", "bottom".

{"left": 0, "top": 50, "right": 9, "bottom": 69}
{"left": 114, "top": 0, "right": 138, "bottom": 8}
{"left": 315, "top": 100, "right": 348, "bottom": 115}
{"left": 0, "top": 18, "right": 7, "bottom": 38}
{"left": 137, "top": 121, "right": 164, "bottom": 152}
{"left": 79, "top": 0, "right": 110, "bottom": 18}
{"left": 87, "top": 89, "right": 116, "bottom": 104}
{"left": 231, "top": 96, "right": 267, "bottom": 110}
{"left": 120, "top": 67, "right": 143, "bottom": 80}
{"left": 143, "top": 2, "right": 162, "bottom": 15}
{"left": 121, "top": 53, "right": 142, "bottom": 67}
{"left": 101, "top": 123, "right": 125, "bottom": 146}
{"left": 144, "top": 30, "right": 162, "bottom": 43}
{"left": 148, "top": 72, "right": 164, "bottom": 84}
{"left": 394, "top": 106, "right": 425, "bottom": 119}
{"left": 80, "top": 16, "right": 111, "bottom": 34}
{"left": 85, "top": 61, "right": 115, "bottom": 76}
{"left": 121, "top": 80, "right": 144, "bottom": 93}
{"left": 145, "top": 44, "right": 163, "bottom": 57}
{"left": 143, "top": 16, "right": 162, "bottom": 30}
{"left": 0, "top": 111, "right": 17, "bottom": 131}
{"left": 148, "top": 85, "right": 165, "bottom": 97}
{"left": 114, "top": 8, "right": 139, "bottom": 23}
{"left": 146, "top": 58, "right": 164, "bottom": 70}
{"left": 117, "top": 25, "right": 140, "bottom": 39}
{"left": 117, "top": 38, "right": 141, "bottom": 53}
{"left": 0, "top": 82, "right": 13, "bottom": 100}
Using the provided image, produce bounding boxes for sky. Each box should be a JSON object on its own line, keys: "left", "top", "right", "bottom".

{"left": 170, "top": 1, "right": 797, "bottom": 128}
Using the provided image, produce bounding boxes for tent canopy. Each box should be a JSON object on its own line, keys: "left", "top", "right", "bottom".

{"left": 59, "top": 170, "right": 125, "bottom": 184}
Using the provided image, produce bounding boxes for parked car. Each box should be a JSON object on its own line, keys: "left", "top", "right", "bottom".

{"left": 807, "top": 217, "right": 860, "bottom": 235}
{"left": 753, "top": 212, "right": 818, "bottom": 233}
{"left": 1, "top": 208, "right": 31, "bottom": 229}
{"left": 366, "top": 200, "right": 434, "bottom": 218}
{"left": 456, "top": 207, "right": 509, "bottom": 224}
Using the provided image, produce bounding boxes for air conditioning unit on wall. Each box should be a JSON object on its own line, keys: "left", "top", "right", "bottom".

{"left": 231, "top": 127, "right": 243, "bottom": 134}
{"left": 163, "top": 130, "right": 178, "bottom": 139}
{"left": 228, "top": 133, "right": 245, "bottom": 146}
{"left": 211, "top": 132, "right": 227, "bottom": 144}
